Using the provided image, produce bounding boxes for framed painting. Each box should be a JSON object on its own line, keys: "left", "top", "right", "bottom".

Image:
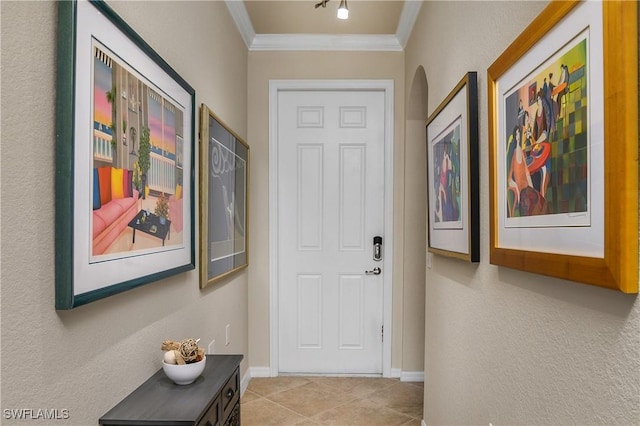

{"left": 199, "top": 105, "right": 249, "bottom": 288}
{"left": 488, "top": 0, "right": 638, "bottom": 292}
{"left": 55, "top": 0, "right": 196, "bottom": 309}
{"left": 426, "top": 72, "right": 480, "bottom": 262}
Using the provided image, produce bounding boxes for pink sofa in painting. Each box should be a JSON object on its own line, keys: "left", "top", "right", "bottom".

{"left": 92, "top": 166, "right": 140, "bottom": 255}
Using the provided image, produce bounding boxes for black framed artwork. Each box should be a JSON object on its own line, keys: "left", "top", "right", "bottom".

{"left": 426, "top": 72, "right": 480, "bottom": 262}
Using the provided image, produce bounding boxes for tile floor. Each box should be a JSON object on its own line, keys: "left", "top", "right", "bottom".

{"left": 241, "top": 376, "right": 423, "bottom": 426}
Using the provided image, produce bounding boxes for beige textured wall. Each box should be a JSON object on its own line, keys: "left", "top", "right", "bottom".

{"left": 403, "top": 118, "right": 426, "bottom": 372}
{"left": 405, "top": 1, "right": 640, "bottom": 424}
{"left": 1, "top": 2, "right": 248, "bottom": 424}
{"left": 246, "top": 51, "right": 424, "bottom": 372}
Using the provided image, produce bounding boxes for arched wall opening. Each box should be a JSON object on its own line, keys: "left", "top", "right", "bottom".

{"left": 402, "top": 66, "right": 429, "bottom": 372}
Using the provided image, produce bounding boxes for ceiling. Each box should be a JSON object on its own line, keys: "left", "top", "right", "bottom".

{"left": 245, "top": 1, "right": 402, "bottom": 35}
{"left": 225, "top": 0, "right": 422, "bottom": 51}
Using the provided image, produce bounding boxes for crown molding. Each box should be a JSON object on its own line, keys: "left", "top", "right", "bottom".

{"left": 226, "top": 0, "right": 419, "bottom": 52}
{"left": 251, "top": 34, "right": 403, "bottom": 51}
{"left": 396, "top": 1, "right": 423, "bottom": 48}
{"left": 225, "top": 0, "right": 255, "bottom": 48}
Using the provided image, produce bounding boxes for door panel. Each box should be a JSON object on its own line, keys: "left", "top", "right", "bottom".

{"left": 297, "top": 274, "right": 322, "bottom": 348}
{"left": 297, "top": 145, "right": 323, "bottom": 250}
{"left": 339, "top": 274, "right": 364, "bottom": 349}
{"left": 340, "top": 145, "right": 366, "bottom": 250}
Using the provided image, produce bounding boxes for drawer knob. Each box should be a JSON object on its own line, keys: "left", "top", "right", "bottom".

{"left": 226, "top": 388, "right": 235, "bottom": 399}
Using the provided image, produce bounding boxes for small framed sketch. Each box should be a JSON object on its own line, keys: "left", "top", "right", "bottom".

{"left": 426, "top": 72, "right": 480, "bottom": 262}
{"left": 487, "top": 1, "right": 638, "bottom": 292}
{"left": 199, "top": 105, "right": 249, "bottom": 288}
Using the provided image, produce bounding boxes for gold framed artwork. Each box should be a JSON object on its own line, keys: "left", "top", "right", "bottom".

{"left": 199, "top": 105, "right": 249, "bottom": 288}
{"left": 487, "top": 0, "right": 638, "bottom": 293}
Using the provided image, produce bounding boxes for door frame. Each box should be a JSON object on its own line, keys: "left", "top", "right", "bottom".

{"left": 268, "top": 79, "right": 394, "bottom": 377}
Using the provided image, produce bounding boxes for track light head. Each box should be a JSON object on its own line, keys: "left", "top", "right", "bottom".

{"left": 337, "top": 0, "right": 349, "bottom": 19}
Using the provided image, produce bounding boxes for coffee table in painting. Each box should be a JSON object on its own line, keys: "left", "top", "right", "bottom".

{"left": 128, "top": 210, "right": 171, "bottom": 246}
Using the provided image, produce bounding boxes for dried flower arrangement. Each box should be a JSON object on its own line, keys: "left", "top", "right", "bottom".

{"left": 161, "top": 338, "right": 205, "bottom": 365}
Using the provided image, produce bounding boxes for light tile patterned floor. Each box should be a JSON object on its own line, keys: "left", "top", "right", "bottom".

{"left": 241, "top": 376, "right": 423, "bottom": 426}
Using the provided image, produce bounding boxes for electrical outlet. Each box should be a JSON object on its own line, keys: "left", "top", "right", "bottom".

{"left": 225, "top": 324, "right": 231, "bottom": 346}
{"left": 208, "top": 339, "right": 215, "bottom": 354}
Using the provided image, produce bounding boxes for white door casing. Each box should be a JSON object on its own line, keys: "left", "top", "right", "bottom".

{"left": 269, "top": 80, "right": 394, "bottom": 376}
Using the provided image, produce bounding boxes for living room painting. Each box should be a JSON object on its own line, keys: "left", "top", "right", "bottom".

{"left": 55, "top": 0, "right": 195, "bottom": 309}
{"left": 91, "top": 42, "right": 185, "bottom": 258}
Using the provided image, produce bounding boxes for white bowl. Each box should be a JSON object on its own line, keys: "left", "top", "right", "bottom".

{"left": 162, "top": 357, "right": 206, "bottom": 385}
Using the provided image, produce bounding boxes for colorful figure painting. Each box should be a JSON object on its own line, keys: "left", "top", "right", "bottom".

{"left": 504, "top": 35, "right": 588, "bottom": 220}
{"left": 91, "top": 41, "right": 185, "bottom": 258}
{"left": 432, "top": 118, "right": 462, "bottom": 227}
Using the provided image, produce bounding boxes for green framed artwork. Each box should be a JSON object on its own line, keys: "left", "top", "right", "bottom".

{"left": 488, "top": 0, "right": 638, "bottom": 293}
{"left": 55, "top": 0, "right": 196, "bottom": 309}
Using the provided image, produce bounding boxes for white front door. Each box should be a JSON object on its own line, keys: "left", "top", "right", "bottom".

{"left": 277, "top": 89, "right": 386, "bottom": 374}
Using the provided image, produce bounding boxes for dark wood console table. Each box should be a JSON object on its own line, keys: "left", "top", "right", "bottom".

{"left": 99, "top": 354, "right": 243, "bottom": 426}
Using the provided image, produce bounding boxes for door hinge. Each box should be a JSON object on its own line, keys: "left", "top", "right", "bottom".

{"left": 381, "top": 325, "right": 384, "bottom": 342}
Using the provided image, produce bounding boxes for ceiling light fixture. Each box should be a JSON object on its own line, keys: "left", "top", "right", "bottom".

{"left": 314, "top": 0, "right": 349, "bottom": 20}
{"left": 337, "top": 0, "right": 349, "bottom": 19}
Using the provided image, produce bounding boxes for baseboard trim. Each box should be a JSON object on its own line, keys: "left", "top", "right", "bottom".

{"left": 241, "top": 369, "right": 251, "bottom": 396}
{"left": 246, "top": 366, "right": 423, "bottom": 383}
{"left": 249, "top": 366, "right": 272, "bottom": 378}
{"left": 400, "top": 371, "right": 424, "bottom": 382}
{"left": 389, "top": 368, "right": 424, "bottom": 382}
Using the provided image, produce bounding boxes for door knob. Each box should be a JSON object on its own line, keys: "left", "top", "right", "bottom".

{"left": 365, "top": 267, "right": 381, "bottom": 275}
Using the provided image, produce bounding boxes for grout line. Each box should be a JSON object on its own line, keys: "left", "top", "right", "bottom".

{"left": 246, "top": 394, "right": 311, "bottom": 423}
{"left": 263, "top": 384, "right": 359, "bottom": 419}
{"left": 246, "top": 377, "right": 314, "bottom": 398}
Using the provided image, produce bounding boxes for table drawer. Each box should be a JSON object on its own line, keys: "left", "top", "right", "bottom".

{"left": 223, "top": 402, "right": 240, "bottom": 426}
{"left": 221, "top": 368, "right": 239, "bottom": 421}
{"left": 197, "top": 394, "right": 221, "bottom": 426}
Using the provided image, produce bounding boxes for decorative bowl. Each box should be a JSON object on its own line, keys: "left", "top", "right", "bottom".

{"left": 162, "top": 357, "right": 206, "bottom": 385}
